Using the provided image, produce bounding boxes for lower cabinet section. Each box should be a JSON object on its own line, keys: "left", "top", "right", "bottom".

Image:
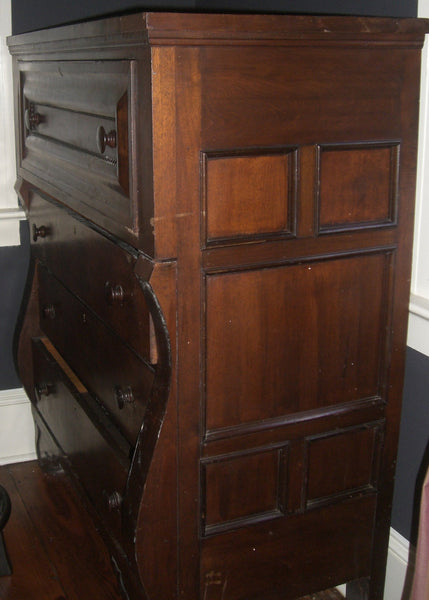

{"left": 199, "top": 423, "right": 383, "bottom": 599}
{"left": 30, "top": 334, "right": 382, "bottom": 600}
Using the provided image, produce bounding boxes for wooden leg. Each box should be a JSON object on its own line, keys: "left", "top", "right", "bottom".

{"left": 346, "top": 578, "right": 370, "bottom": 600}
{"left": 0, "top": 486, "right": 12, "bottom": 576}
{"left": 0, "top": 533, "right": 12, "bottom": 577}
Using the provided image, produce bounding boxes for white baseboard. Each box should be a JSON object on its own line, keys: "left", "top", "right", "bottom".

{"left": 408, "top": 296, "right": 429, "bottom": 358}
{"left": 0, "top": 387, "right": 37, "bottom": 465}
{"left": 0, "top": 209, "right": 26, "bottom": 247}
{"left": 385, "top": 529, "right": 415, "bottom": 600}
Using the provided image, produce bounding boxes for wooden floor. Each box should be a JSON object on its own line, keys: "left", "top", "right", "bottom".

{"left": 0, "top": 460, "right": 344, "bottom": 600}
{"left": 0, "top": 460, "right": 123, "bottom": 600}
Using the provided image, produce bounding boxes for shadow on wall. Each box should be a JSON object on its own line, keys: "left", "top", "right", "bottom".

{"left": 411, "top": 442, "right": 429, "bottom": 542}
{"left": 392, "top": 348, "right": 429, "bottom": 546}
{"left": 0, "top": 221, "right": 30, "bottom": 390}
{"left": 11, "top": 0, "right": 417, "bottom": 35}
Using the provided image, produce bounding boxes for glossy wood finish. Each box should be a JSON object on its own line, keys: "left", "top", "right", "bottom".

{"left": 203, "top": 148, "right": 297, "bottom": 243}
{"left": 8, "top": 12, "right": 428, "bottom": 600}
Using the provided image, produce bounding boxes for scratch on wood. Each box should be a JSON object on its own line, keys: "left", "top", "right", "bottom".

{"left": 150, "top": 212, "right": 193, "bottom": 227}
{"left": 203, "top": 571, "right": 227, "bottom": 600}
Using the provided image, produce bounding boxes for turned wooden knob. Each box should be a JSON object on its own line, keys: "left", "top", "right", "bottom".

{"left": 36, "top": 383, "right": 54, "bottom": 397}
{"left": 96, "top": 126, "right": 117, "bottom": 154}
{"left": 115, "top": 385, "right": 135, "bottom": 410}
{"left": 42, "top": 304, "right": 56, "bottom": 319}
{"left": 24, "top": 104, "right": 42, "bottom": 131}
{"left": 105, "top": 490, "right": 122, "bottom": 511}
{"left": 105, "top": 282, "right": 126, "bottom": 306}
{"left": 32, "top": 224, "right": 50, "bottom": 242}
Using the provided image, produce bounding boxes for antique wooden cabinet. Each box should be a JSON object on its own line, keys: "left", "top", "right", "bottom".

{"left": 8, "top": 13, "right": 429, "bottom": 600}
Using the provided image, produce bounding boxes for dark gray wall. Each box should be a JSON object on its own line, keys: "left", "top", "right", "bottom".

{"left": 0, "top": 221, "right": 29, "bottom": 388}
{"left": 11, "top": 0, "right": 417, "bottom": 34}
{"left": 392, "top": 348, "right": 429, "bottom": 544}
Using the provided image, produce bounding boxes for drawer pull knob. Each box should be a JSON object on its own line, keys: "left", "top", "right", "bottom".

{"left": 115, "top": 385, "right": 135, "bottom": 410}
{"left": 105, "top": 282, "right": 126, "bottom": 305}
{"left": 32, "top": 224, "right": 50, "bottom": 242}
{"left": 97, "top": 126, "right": 117, "bottom": 154}
{"left": 36, "top": 383, "right": 54, "bottom": 397}
{"left": 24, "top": 104, "right": 42, "bottom": 131}
{"left": 42, "top": 304, "right": 56, "bottom": 319}
{"left": 105, "top": 490, "right": 122, "bottom": 511}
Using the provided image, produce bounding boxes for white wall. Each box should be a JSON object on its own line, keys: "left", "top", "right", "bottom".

{"left": 0, "top": 0, "right": 24, "bottom": 247}
{"left": 0, "top": 1, "right": 34, "bottom": 465}
{"left": 0, "top": 388, "right": 35, "bottom": 465}
{"left": 408, "top": 2, "right": 429, "bottom": 357}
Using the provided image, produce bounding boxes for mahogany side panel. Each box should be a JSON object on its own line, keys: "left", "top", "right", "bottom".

{"left": 204, "top": 253, "right": 390, "bottom": 433}
{"left": 317, "top": 142, "right": 399, "bottom": 233}
{"left": 202, "top": 148, "right": 297, "bottom": 245}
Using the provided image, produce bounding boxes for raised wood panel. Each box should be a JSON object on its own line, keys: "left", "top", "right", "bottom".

{"left": 200, "top": 47, "right": 405, "bottom": 149}
{"left": 318, "top": 142, "right": 399, "bottom": 233}
{"left": 202, "top": 148, "right": 296, "bottom": 244}
{"left": 305, "top": 423, "right": 383, "bottom": 507}
{"left": 205, "top": 252, "right": 390, "bottom": 433}
{"left": 202, "top": 446, "right": 286, "bottom": 535}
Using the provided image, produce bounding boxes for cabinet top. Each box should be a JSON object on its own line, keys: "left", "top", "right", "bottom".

{"left": 7, "top": 12, "right": 429, "bottom": 54}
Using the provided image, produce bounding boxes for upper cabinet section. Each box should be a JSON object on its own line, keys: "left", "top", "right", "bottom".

{"left": 8, "top": 13, "right": 429, "bottom": 256}
{"left": 18, "top": 59, "right": 133, "bottom": 230}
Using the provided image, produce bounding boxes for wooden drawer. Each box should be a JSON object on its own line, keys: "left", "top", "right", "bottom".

{"left": 32, "top": 337, "right": 129, "bottom": 537}
{"left": 28, "top": 190, "right": 153, "bottom": 362}
{"left": 38, "top": 264, "right": 155, "bottom": 447}
{"left": 17, "top": 59, "right": 148, "bottom": 247}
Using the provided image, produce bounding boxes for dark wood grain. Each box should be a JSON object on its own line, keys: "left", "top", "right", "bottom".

{"left": 204, "top": 253, "right": 389, "bottom": 432}
{"left": 8, "top": 12, "right": 428, "bottom": 600}
{"left": 203, "top": 148, "right": 296, "bottom": 244}
{"left": 28, "top": 190, "right": 152, "bottom": 361}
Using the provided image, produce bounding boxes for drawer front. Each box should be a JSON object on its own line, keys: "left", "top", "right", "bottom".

{"left": 32, "top": 338, "right": 128, "bottom": 537}
{"left": 29, "top": 191, "right": 152, "bottom": 362}
{"left": 38, "top": 265, "right": 155, "bottom": 446}
{"left": 17, "top": 59, "right": 147, "bottom": 246}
